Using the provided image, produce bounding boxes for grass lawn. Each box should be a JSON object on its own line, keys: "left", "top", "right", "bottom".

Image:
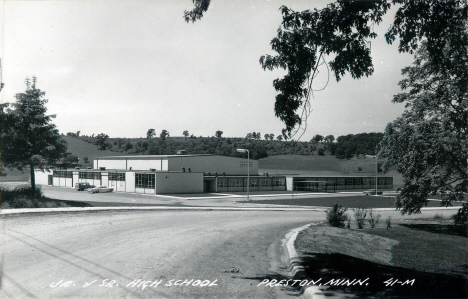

{"left": 248, "top": 195, "right": 466, "bottom": 209}
{"left": 296, "top": 219, "right": 468, "bottom": 298}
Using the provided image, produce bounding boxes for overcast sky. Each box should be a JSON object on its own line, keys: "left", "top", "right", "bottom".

{"left": 1, "top": 0, "right": 414, "bottom": 140}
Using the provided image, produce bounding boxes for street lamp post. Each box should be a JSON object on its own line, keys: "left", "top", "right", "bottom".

{"left": 237, "top": 149, "right": 250, "bottom": 201}
{"left": 375, "top": 145, "right": 378, "bottom": 195}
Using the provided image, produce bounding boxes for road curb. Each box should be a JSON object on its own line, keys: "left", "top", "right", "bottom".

{"left": 0, "top": 205, "right": 459, "bottom": 217}
{"left": 283, "top": 223, "right": 327, "bottom": 299}
{"left": 0, "top": 206, "right": 326, "bottom": 217}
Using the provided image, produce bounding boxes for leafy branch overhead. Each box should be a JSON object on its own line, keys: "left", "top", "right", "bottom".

{"left": 185, "top": 0, "right": 467, "bottom": 138}
{"left": 184, "top": 0, "right": 211, "bottom": 23}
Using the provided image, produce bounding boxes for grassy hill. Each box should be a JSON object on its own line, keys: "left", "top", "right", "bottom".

{"left": 0, "top": 136, "right": 132, "bottom": 182}
{"left": 61, "top": 136, "right": 134, "bottom": 166}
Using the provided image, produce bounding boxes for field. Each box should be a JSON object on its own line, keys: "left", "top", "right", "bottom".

{"left": 61, "top": 136, "right": 134, "bottom": 163}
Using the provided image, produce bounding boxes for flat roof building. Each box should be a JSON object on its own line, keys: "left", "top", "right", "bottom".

{"left": 35, "top": 154, "right": 393, "bottom": 195}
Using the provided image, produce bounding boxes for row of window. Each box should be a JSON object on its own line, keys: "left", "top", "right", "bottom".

{"left": 109, "top": 172, "right": 125, "bottom": 181}
{"left": 53, "top": 171, "right": 73, "bottom": 178}
{"left": 295, "top": 177, "right": 393, "bottom": 186}
{"left": 79, "top": 172, "right": 101, "bottom": 180}
{"left": 135, "top": 173, "right": 155, "bottom": 189}
{"left": 217, "top": 177, "right": 286, "bottom": 188}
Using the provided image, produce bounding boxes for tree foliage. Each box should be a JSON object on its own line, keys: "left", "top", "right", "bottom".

{"left": 1, "top": 77, "right": 67, "bottom": 191}
{"left": 312, "top": 134, "right": 324, "bottom": 143}
{"left": 95, "top": 133, "right": 110, "bottom": 150}
{"left": 185, "top": 0, "right": 467, "bottom": 139}
{"left": 381, "top": 40, "right": 467, "bottom": 215}
{"left": 147, "top": 128, "right": 155, "bottom": 139}
{"left": 184, "top": 0, "right": 211, "bottom": 23}
{"left": 328, "top": 132, "right": 383, "bottom": 158}
{"left": 160, "top": 129, "right": 169, "bottom": 140}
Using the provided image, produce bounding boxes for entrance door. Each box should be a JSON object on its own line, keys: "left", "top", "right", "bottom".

{"left": 48, "top": 175, "right": 53, "bottom": 185}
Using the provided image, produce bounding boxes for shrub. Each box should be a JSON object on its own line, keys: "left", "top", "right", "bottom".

{"left": 353, "top": 208, "right": 368, "bottom": 229}
{"left": 367, "top": 209, "right": 381, "bottom": 228}
{"left": 317, "top": 148, "right": 325, "bottom": 156}
{"left": 1, "top": 184, "right": 70, "bottom": 209}
{"left": 453, "top": 204, "right": 467, "bottom": 225}
{"left": 326, "top": 203, "right": 348, "bottom": 228}
{"left": 386, "top": 216, "right": 392, "bottom": 230}
{"left": 11, "top": 195, "right": 36, "bottom": 209}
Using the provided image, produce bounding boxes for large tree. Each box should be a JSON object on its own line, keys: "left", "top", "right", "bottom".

{"left": 147, "top": 128, "right": 155, "bottom": 139}
{"left": 95, "top": 133, "right": 110, "bottom": 150}
{"left": 185, "top": 0, "right": 467, "bottom": 220}
{"left": 381, "top": 40, "right": 467, "bottom": 217}
{"left": 2, "top": 77, "right": 67, "bottom": 192}
{"left": 160, "top": 129, "right": 170, "bottom": 140}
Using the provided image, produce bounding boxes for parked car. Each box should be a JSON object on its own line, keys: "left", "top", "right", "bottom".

{"left": 75, "top": 182, "right": 94, "bottom": 191}
{"left": 88, "top": 186, "right": 114, "bottom": 193}
{"left": 363, "top": 189, "right": 383, "bottom": 195}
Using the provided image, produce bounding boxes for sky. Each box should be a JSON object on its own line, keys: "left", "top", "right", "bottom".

{"left": 1, "top": 0, "right": 414, "bottom": 140}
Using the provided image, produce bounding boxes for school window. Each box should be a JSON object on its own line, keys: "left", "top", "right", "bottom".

{"left": 273, "top": 177, "right": 285, "bottom": 187}
{"left": 259, "top": 178, "right": 270, "bottom": 187}
{"left": 79, "top": 172, "right": 101, "bottom": 180}
{"left": 135, "top": 173, "right": 155, "bottom": 189}
{"left": 109, "top": 172, "right": 125, "bottom": 181}
{"left": 217, "top": 177, "right": 228, "bottom": 188}
{"left": 354, "top": 178, "right": 363, "bottom": 185}
{"left": 229, "top": 177, "right": 242, "bottom": 187}
{"left": 249, "top": 178, "right": 258, "bottom": 187}
{"left": 53, "top": 171, "right": 72, "bottom": 178}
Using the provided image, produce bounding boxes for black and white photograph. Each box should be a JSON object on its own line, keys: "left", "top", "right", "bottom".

{"left": 0, "top": 0, "right": 467, "bottom": 298}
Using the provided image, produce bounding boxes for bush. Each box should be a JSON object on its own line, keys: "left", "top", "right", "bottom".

{"left": 353, "top": 208, "right": 368, "bottom": 229}
{"left": 1, "top": 184, "right": 70, "bottom": 209}
{"left": 326, "top": 203, "right": 348, "bottom": 228}
{"left": 453, "top": 203, "right": 467, "bottom": 225}
{"left": 367, "top": 209, "right": 381, "bottom": 228}
{"left": 318, "top": 148, "right": 325, "bottom": 156}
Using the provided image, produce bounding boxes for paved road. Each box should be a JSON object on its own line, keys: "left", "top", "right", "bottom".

{"left": 1, "top": 210, "right": 325, "bottom": 299}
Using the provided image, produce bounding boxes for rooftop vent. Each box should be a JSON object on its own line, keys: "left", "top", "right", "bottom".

{"left": 99, "top": 167, "right": 106, "bottom": 170}
{"left": 177, "top": 150, "right": 187, "bottom": 155}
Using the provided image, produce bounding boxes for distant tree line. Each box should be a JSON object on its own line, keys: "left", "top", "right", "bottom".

{"left": 327, "top": 133, "right": 384, "bottom": 159}
{"left": 72, "top": 131, "right": 384, "bottom": 160}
